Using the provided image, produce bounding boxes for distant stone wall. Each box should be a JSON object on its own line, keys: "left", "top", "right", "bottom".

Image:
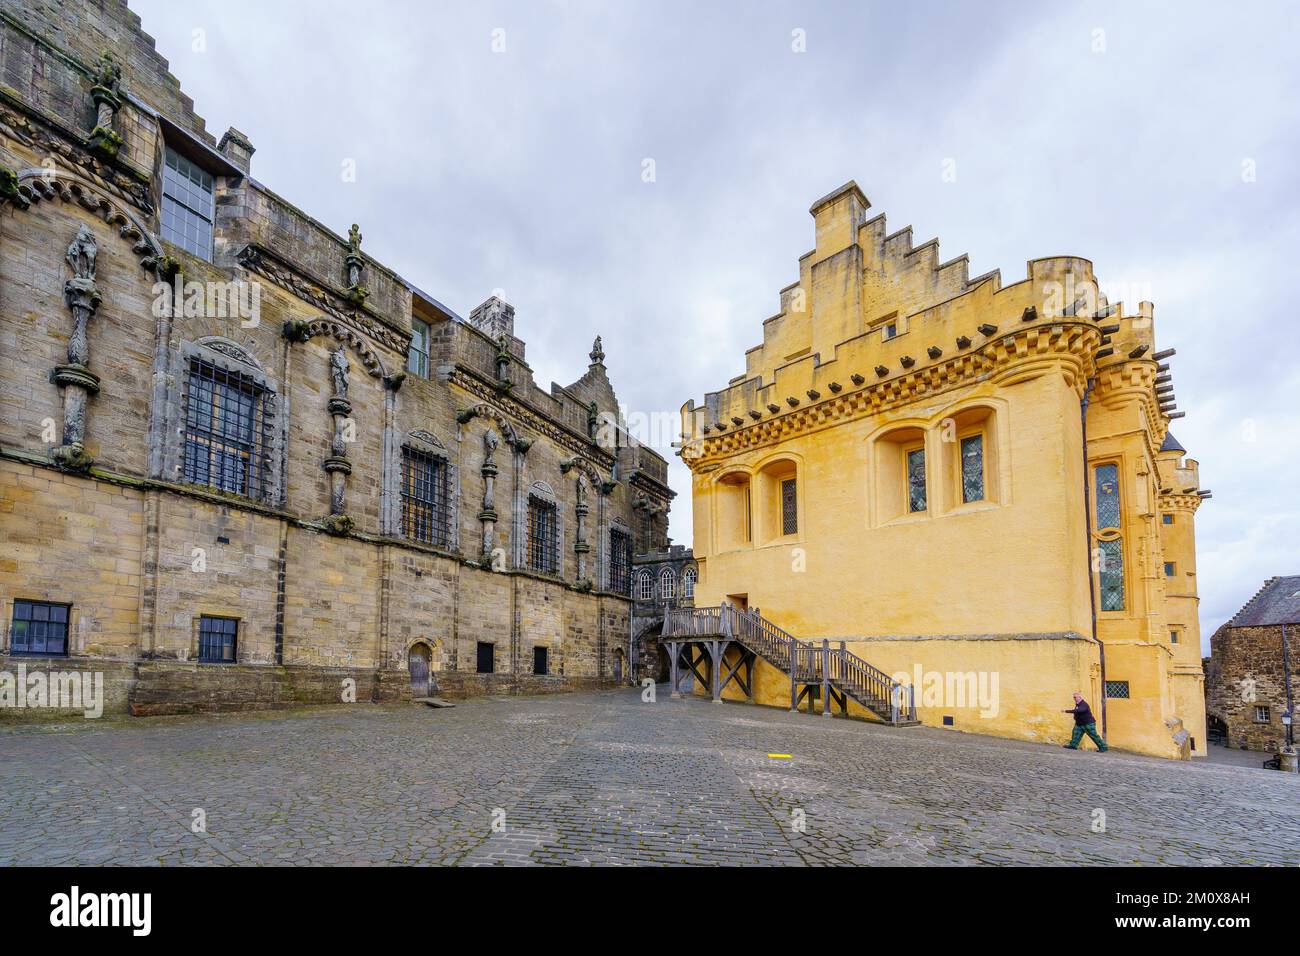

{"left": 1206, "top": 623, "right": 1296, "bottom": 752}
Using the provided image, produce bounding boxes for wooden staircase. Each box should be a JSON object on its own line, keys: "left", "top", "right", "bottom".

{"left": 662, "top": 605, "right": 920, "bottom": 727}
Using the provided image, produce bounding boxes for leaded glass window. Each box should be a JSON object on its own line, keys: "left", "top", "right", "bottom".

{"left": 161, "top": 148, "right": 215, "bottom": 260}
{"left": 528, "top": 496, "right": 559, "bottom": 574}
{"left": 10, "top": 600, "right": 70, "bottom": 656}
{"left": 198, "top": 615, "right": 237, "bottom": 663}
{"left": 781, "top": 478, "right": 798, "bottom": 535}
{"left": 401, "top": 447, "right": 451, "bottom": 547}
{"left": 635, "top": 571, "right": 653, "bottom": 602}
{"left": 609, "top": 528, "right": 631, "bottom": 593}
{"left": 1098, "top": 538, "right": 1125, "bottom": 611}
{"left": 907, "top": 448, "right": 927, "bottom": 513}
{"left": 1104, "top": 680, "right": 1130, "bottom": 699}
{"left": 682, "top": 566, "right": 696, "bottom": 599}
{"left": 182, "top": 358, "right": 270, "bottom": 500}
{"left": 960, "top": 434, "right": 985, "bottom": 503}
{"left": 1094, "top": 463, "right": 1121, "bottom": 530}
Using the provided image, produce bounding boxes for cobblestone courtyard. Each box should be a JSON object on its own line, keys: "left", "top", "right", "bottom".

{"left": 2, "top": 688, "right": 1295, "bottom": 866}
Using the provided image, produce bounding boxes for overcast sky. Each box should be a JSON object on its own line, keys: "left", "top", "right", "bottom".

{"left": 131, "top": 0, "right": 1299, "bottom": 650}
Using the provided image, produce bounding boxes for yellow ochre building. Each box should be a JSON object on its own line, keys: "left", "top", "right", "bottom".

{"left": 677, "top": 182, "right": 1207, "bottom": 759}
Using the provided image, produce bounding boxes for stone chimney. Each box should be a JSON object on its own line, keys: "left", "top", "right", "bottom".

{"left": 218, "top": 127, "right": 255, "bottom": 175}
{"left": 468, "top": 296, "right": 515, "bottom": 341}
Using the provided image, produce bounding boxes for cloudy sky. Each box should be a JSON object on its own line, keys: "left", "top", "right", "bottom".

{"left": 132, "top": 0, "right": 1299, "bottom": 650}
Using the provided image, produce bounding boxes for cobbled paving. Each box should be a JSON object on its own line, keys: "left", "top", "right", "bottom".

{"left": 1, "top": 687, "right": 1295, "bottom": 866}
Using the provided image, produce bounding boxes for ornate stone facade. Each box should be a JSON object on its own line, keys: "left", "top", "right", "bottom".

{"left": 0, "top": 0, "right": 673, "bottom": 717}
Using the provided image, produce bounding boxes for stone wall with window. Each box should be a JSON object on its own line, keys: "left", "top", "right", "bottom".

{"left": 0, "top": 1, "right": 672, "bottom": 717}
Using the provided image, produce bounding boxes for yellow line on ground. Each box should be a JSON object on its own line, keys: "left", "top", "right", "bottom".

{"left": 767, "top": 753, "right": 792, "bottom": 759}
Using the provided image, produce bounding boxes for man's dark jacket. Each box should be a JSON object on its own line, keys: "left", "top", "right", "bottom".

{"left": 1069, "top": 699, "right": 1096, "bottom": 726}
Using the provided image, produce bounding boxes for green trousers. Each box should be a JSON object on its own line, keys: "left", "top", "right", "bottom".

{"left": 1067, "top": 722, "right": 1108, "bottom": 751}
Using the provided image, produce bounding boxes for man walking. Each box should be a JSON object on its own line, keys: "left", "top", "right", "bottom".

{"left": 1062, "top": 692, "right": 1108, "bottom": 751}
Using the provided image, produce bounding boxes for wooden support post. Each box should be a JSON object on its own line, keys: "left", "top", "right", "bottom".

{"left": 669, "top": 641, "right": 681, "bottom": 699}
{"left": 822, "top": 639, "right": 831, "bottom": 717}
{"left": 790, "top": 644, "right": 798, "bottom": 712}
{"left": 710, "top": 640, "right": 722, "bottom": 703}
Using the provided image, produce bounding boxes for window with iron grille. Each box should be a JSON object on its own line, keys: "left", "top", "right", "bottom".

{"left": 960, "top": 434, "right": 985, "bottom": 503}
{"left": 1098, "top": 538, "right": 1125, "bottom": 611}
{"left": 407, "top": 317, "right": 430, "bottom": 378}
{"left": 659, "top": 568, "right": 676, "bottom": 601}
{"left": 781, "top": 477, "right": 798, "bottom": 535}
{"left": 401, "top": 446, "right": 451, "bottom": 547}
{"left": 907, "top": 448, "right": 927, "bottom": 513}
{"left": 1104, "top": 680, "right": 1130, "bottom": 699}
{"left": 609, "top": 528, "right": 631, "bottom": 594}
{"left": 10, "top": 600, "right": 70, "bottom": 656}
{"left": 682, "top": 566, "right": 696, "bottom": 600}
{"left": 528, "top": 495, "right": 559, "bottom": 573}
{"left": 161, "top": 148, "right": 215, "bottom": 260}
{"left": 635, "top": 571, "right": 653, "bottom": 602}
{"left": 182, "top": 358, "right": 270, "bottom": 500}
{"left": 198, "top": 615, "right": 238, "bottom": 663}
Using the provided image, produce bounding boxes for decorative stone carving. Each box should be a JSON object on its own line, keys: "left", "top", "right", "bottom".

{"left": 88, "top": 51, "right": 124, "bottom": 160}
{"left": 52, "top": 224, "right": 102, "bottom": 472}
{"left": 479, "top": 430, "right": 501, "bottom": 560}
{"left": 322, "top": 346, "right": 354, "bottom": 527}
{"left": 590, "top": 335, "right": 604, "bottom": 365}
{"left": 343, "top": 223, "right": 368, "bottom": 306}
{"left": 494, "top": 335, "right": 512, "bottom": 384}
{"left": 330, "top": 345, "right": 350, "bottom": 398}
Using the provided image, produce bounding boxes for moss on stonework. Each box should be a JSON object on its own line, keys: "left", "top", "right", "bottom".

{"left": 88, "top": 125, "right": 123, "bottom": 160}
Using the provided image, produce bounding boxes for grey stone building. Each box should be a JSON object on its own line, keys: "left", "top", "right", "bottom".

{"left": 630, "top": 545, "right": 697, "bottom": 683}
{"left": 1206, "top": 576, "right": 1300, "bottom": 752}
{"left": 0, "top": 0, "right": 673, "bottom": 717}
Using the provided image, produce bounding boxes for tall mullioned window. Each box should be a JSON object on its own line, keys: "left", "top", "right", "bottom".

{"left": 635, "top": 571, "right": 653, "bottom": 602}
{"left": 407, "top": 317, "right": 431, "bottom": 378}
{"left": 609, "top": 528, "right": 632, "bottom": 594}
{"left": 528, "top": 496, "right": 559, "bottom": 574}
{"left": 1094, "top": 463, "right": 1124, "bottom": 611}
{"left": 659, "top": 568, "right": 676, "bottom": 601}
{"left": 182, "top": 358, "right": 269, "bottom": 500}
{"left": 10, "top": 600, "right": 70, "bottom": 656}
{"left": 401, "top": 447, "right": 451, "bottom": 548}
{"left": 960, "top": 434, "right": 985, "bottom": 503}
{"left": 907, "top": 448, "right": 927, "bottom": 513}
{"left": 682, "top": 566, "right": 696, "bottom": 600}
{"left": 161, "top": 148, "right": 215, "bottom": 260}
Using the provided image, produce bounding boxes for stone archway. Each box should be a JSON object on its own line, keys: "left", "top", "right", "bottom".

{"left": 407, "top": 642, "right": 432, "bottom": 698}
{"left": 633, "top": 622, "right": 667, "bottom": 684}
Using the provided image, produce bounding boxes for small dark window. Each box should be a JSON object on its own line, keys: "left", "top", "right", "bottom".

{"left": 476, "top": 641, "right": 495, "bottom": 674}
{"left": 1170, "top": 630, "right": 1179, "bottom": 644}
{"left": 10, "top": 600, "right": 70, "bottom": 656}
{"left": 609, "top": 528, "right": 631, "bottom": 593}
{"left": 1164, "top": 562, "right": 1176, "bottom": 577}
{"left": 960, "top": 434, "right": 985, "bottom": 503}
{"left": 1104, "top": 680, "right": 1130, "bottom": 699}
{"left": 907, "top": 448, "right": 927, "bottom": 513}
{"left": 781, "top": 477, "right": 798, "bottom": 535}
{"left": 401, "top": 446, "right": 451, "bottom": 547}
{"left": 407, "top": 317, "right": 430, "bottom": 378}
{"left": 528, "top": 496, "right": 558, "bottom": 574}
{"left": 1162, "top": 514, "right": 1174, "bottom": 525}
{"left": 883, "top": 323, "right": 898, "bottom": 340}
{"left": 198, "top": 615, "right": 238, "bottom": 663}
{"left": 942, "top": 715, "right": 954, "bottom": 726}
{"left": 1254, "top": 706, "right": 1270, "bottom": 723}
{"left": 161, "top": 147, "right": 215, "bottom": 260}
{"left": 533, "top": 646, "right": 549, "bottom": 675}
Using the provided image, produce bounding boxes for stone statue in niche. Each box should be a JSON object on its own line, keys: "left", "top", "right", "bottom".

{"left": 345, "top": 223, "right": 364, "bottom": 290}
{"left": 330, "top": 345, "right": 350, "bottom": 398}
{"left": 66, "top": 224, "right": 98, "bottom": 282}
{"left": 95, "top": 51, "right": 122, "bottom": 97}
{"left": 483, "top": 429, "right": 499, "bottom": 468}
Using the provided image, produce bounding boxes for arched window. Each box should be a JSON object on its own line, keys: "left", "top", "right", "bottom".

{"left": 659, "top": 568, "right": 677, "bottom": 601}
{"left": 682, "top": 566, "right": 697, "bottom": 600}
{"left": 635, "top": 571, "right": 653, "bottom": 602}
